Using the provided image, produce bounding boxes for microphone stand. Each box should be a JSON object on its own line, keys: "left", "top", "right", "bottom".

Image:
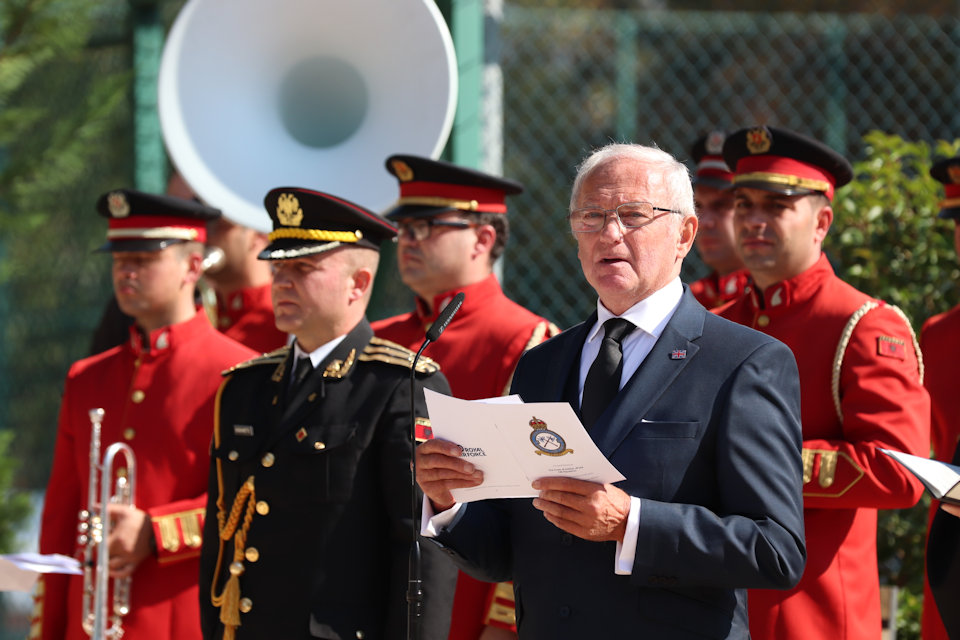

{"left": 407, "top": 292, "right": 464, "bottom": 640}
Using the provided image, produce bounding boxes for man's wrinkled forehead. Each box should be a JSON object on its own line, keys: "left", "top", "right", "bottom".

{"left": 577, "top": 159, "right": 657, "bottom": 201}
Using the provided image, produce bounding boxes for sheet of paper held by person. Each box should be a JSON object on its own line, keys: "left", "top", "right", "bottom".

{"left": 0, "top": 553, "right": 81, "bottom": 592}
{"left": 423, "top": 389, "right": 626, "bottom": 502}
{"left": 881, "top": 448, "right": 960, "bottom": 505}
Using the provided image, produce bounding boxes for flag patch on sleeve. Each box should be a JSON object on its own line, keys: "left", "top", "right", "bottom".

{"left": 877, "top": 336, "right": 906, "bottom": 360}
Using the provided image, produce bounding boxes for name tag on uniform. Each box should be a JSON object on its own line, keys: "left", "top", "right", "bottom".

{"left": 233, "top": 425, "right": 254, "bottom": 436}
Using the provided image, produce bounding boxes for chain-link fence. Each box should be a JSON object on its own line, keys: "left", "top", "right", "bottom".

{"left": 499, "top": 6, "right": 960, "bottom": 329}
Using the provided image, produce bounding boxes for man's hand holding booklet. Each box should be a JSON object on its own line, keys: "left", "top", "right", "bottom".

{"left": 423, "top": 389, "right": 625, "bottom": 503}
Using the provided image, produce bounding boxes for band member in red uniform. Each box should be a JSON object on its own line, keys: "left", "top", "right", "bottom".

{"left": 90, "top": 173, "right": 287, "bottom": 355}
{"left": 33, "top": 190, "right": 257, "bottom": 640}
{"left": 719, "top": 126, "right": 929, "bottom": 640}
{"left": 687, "top": 130, "right": 749, "bottom": 308}
{"left": 919, "top": 156, "right": 960, "bottom": 640}
{"left": 372, "top": 155, "right": 559, "bottom": 639}
{"left": 168, "top": 172, "right": 288, "bottom": 353}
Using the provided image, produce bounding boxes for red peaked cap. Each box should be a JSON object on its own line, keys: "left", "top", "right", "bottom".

{"left": 722, "top": 126, "right": 853, "bottom": 201}
{"left": 383, "top": 154, "right": 523, "bottom": 220}
{"left": 691, "top": 130, "right": 734, "bottom": 190}
{"left": 930, "top": 156, "right": 960, "bottom": 220}
{"left": 95, "top": 188, "right": 220, "bottom": 253}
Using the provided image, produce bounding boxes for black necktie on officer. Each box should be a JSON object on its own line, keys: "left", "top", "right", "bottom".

{"left": 292, "top": 355, "right": 314, "bottom": 391}
{"left": 581, "top": 318, "right": 635, "bottom": 429}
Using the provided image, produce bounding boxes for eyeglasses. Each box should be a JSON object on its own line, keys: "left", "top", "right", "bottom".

{"left": 394, "top": 218, "right": 478, "bottom": 242}
{"left": 568, "top": 202, "right": 681, "bottom": 233}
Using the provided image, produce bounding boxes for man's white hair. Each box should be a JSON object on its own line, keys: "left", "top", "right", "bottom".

{"left": 569, "top": 143, "right": 695, "bottom": 221}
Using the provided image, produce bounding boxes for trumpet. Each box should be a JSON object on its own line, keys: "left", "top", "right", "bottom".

{"left": 77, "top": 408, "right": 137, "bottom": 639}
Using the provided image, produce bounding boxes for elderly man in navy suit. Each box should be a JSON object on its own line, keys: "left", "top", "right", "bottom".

{"left": 416, "top": 143, "right": 806, "bottom": 639}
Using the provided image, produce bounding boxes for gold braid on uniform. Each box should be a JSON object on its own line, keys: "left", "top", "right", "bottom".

{"left": 888, "top": 304, "right": 924, "bottom": 384}
{"left": 501, "top": 321, "right": 562, "bottom": 396}
{"left": 831, "top": 301, "right": 923, "bottom": 424}
{"left": 832, "top": 302, "right": 879, "bottom": 424}
{"left": 209, "top": 376, "right": 258, "bottom": 640}
{"left": 268, "top": 228, "right": 359, "bottom": 243}
{"left": 359, "top": 336, "right": 440, "bottom": 373}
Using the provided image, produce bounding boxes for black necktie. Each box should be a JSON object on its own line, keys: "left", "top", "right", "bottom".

{"left": 581, "top": 318, "right": 635, "bottom": 428}
{"left": 292, "top": 355, "right": 314, "bottom": 391}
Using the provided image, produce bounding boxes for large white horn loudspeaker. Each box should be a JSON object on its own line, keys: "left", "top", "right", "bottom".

{"left": 158, "top": 0, "right": 458, "bottom": 232}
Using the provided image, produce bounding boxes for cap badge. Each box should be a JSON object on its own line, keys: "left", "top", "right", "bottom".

{"left": 705, "top": 130, "right": 726, "bottom": 155}
{"left": 746, "top": 127, "right": 772, "bottom": 155}
{"left": 948, "top": 165, "right": 960, "bottom": 185}
{"left": 276, "top": 193, "right": 304, "bottom": 227}
{"left": 391, "top": 160, "right": 415, "bottom": 182}
{"left": 107, "top": 192, "right": 130, "bottom": 218}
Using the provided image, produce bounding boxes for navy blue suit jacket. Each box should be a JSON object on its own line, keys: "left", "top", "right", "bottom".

{"left": 432, "top": 288, "right": 805, "bottom": 639}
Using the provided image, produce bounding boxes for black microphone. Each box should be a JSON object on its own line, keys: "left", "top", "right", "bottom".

{"left": 425, "top": 292, "right": 464, "bottom": 342}
{"left": 407, "top": 292, "right": 464, "bottom": 640}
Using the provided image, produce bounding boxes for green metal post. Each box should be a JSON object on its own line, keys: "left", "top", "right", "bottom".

{"left": 823, "top": 17, "right": 848, "bottom": 156}
{"left": 435, "top": 0, "right": 484, "bottom": 170}
{"left": 615, "top": 16, "right": 638, "bottom": 143}
{"left": 131, "top": 1, "right": 167, "bottom": 193}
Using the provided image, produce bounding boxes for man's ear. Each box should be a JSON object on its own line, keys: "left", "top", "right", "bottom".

{"left": 472, "top": 223, "right": 497, "bottom": 259}
{"left": 813, "top": 202, "right": 833, "bottom": 244}
{"left": 184, "top": 250, "right": 205, "bottom": 285}
{"left": 677, "top": 214, "right": 698, "bottom": 259}
{"left": 349, "top": 266, "right": 374, "bottom": 302}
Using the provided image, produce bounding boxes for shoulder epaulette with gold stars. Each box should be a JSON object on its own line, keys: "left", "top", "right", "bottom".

{"left": 359, "top": 336, "right": 440, "bottom": 374}
{"left": 221, "top": 346, "right": 290, "bottom": 375}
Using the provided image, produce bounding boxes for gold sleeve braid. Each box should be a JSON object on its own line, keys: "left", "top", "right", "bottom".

{"left": 484, "top": 581, "right": 517, "bottom": 628}
{"left": 801, "top": 449, "right": 864, "bottom": 497}
{"left": 155, "top": 508, "right": 204, "bottom": 558}
{"left": 27, "top": 576, "right": 43, "bottom": 638}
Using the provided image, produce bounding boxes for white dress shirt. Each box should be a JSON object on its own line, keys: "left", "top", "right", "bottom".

{"left": 422, "top": 278, "right": 684, "bottom": 576}
{"left": 292, "top": 335, "right": 347, "bottom": 378}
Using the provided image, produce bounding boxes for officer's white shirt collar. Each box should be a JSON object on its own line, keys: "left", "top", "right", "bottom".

{"left": 292, "top": 334, "right": 348, "bottom": 369}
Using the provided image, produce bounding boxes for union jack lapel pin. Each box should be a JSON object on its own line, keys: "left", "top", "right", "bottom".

{"left": 670, "top": 349, "right": 687, "bottom": 360}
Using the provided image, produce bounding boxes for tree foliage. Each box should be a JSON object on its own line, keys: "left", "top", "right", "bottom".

{"left": 828, "top": 130, "right": 960, "bottom": 327}
{"left": 0, "top": 431, "right": 29, "bottom": 553}
{"left": 0, "top": 0, "right": 133, "bottom": 504}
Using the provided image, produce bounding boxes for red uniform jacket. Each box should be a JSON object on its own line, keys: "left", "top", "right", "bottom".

{"left": 33, "top": 312, "right": 256, "bottom": 640}
{"left": 689, "top": 268, "right": 749, "bottom": 309}
{"left": 215, "top": 283, "right": 288, "bottom": 354}
{"left": 919, "top": 306, "right": 960, "bottom": 640}
{"left": 372, "top": 273, "right": 559, "bottom": 639}
{"left": 720, "top": 254, "right": 929, "bottom": 640}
